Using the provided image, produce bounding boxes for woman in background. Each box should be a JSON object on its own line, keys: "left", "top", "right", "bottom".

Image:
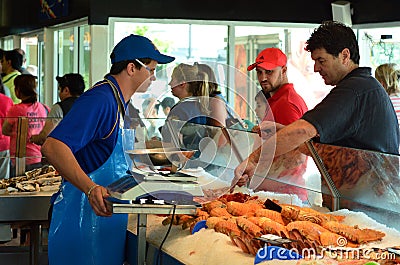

{"left": 2, "top": 74, "right": 49, "bottom": 177}
{"left": 163, "top": 63, "right": 209, "bottom": 150}
{"left": 375, "top": 63, "right": 400, "bottom": 125}
{"left": 196, "top": 63, "right": 227, "bottom": 128}
{"left": 198, "top": 63, "right": 252, "bottom": 131}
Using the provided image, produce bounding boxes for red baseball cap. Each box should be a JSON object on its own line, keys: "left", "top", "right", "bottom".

{"left": 247, "top": 47, "right": 287, "bottom": 71}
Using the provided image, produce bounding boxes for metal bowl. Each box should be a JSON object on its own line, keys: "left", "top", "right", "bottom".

{"left": 125, "top": 147, "right": 196, "bottom": 170}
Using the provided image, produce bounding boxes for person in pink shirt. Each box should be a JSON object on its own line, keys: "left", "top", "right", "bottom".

{"left": 0, "top": 79, "right": 13, "bottom": 179}
{"left": 2, "top": 74, "right": 49, "bottom": 177}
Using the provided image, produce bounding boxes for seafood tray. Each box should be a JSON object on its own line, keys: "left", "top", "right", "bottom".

{"left": 0, "top": 165, "right": 61, "bottom": 194}
{"left": 0, "top": 165, "right": 60, "bottom": 221}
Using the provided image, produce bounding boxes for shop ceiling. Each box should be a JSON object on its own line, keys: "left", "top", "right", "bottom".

{"left": 1, "top": 0, "right": 400, "bottom": 37}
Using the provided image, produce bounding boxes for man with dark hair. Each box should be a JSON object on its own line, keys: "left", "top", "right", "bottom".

{"left": 232, "top": 21, "right": 399, "bottom": 188}
{"left": 30, "top": 73, "right": 85, "bottom": 145}
{"left": 1, "top": 50, "right": 23, "bottom": 103}
{"left": 159, "top": 96, "right": 176, "bottom": 116}
{"left": 41, "top": 34, "right": 174, "bottom": 265}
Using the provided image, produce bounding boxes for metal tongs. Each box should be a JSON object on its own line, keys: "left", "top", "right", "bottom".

{"left": 222, "top": 126, "right": 253, "bottom": 192}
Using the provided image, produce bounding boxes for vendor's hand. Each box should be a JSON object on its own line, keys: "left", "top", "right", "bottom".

{"left": 87, "top": 185, "right": 112, "bottom": 217}
{"left": 230, "top": 158, "right": 256, "bottom": 192}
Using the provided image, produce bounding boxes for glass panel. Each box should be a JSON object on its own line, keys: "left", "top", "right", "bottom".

{"left": 38, "top": 39, "right": 45, "bottom": 102}
{"left": 0, "top": 116, "right": 58, "bottom": 178}
{"left": 311, "top": 142, "right": 400, "bottom": 229}
{"left": 21, "top": 36, "right": 41, "bottom": 101}
{"left": 57, "top": 28, "right": 75, "bottom": 75}
{"left": 79, "top": 25, "right": 91, "bottom": 90}
{"left": 20, "top": 37, "right": 38, "bottom": 76}
{"left": 358, "top": 27, "right": 400, "bottom": 70}
{"left": 126, "top": 118, "right": 322, "bottom": 205}
{"left": 2, "top": 39, "right": 13, "bottom": 50}
{"left": 123, "top": 116, "right": 400, "bottom": 229}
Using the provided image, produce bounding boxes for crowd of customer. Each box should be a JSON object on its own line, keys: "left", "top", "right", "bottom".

{"left": 0, "top": 47, "right": 86, "bottom": 178}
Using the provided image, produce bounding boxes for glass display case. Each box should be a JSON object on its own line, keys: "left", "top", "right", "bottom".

{"left": 119, "top": 117, "right": 400, "bottom": 265}
{"left": 2, "top": 110, "right": 399, "bottom": 264}
{"left": 310, "top": 141, "right": 400, "bottom": 230}
{"left": 125, "top": 117, "right": 400, "bottom": 233}
{"left": 2, "top": 112, "right": 399, "bottom": 231}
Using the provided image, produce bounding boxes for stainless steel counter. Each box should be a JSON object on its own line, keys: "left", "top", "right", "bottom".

{"left": 0, "top": 192, "right": 53, "bottom": 222}
{"left": 0, "top": 191, "right": 54, "bottom": 265}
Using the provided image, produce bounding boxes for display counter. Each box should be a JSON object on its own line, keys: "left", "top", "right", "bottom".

{"left": 1, "top": 115, "right": 399, "bottom": 265}
{"left": 124, "top": 196, "right": 400, "bottom": 265}
{"left": 0, "top": 191, "right": 53, "bottom": 265}
{"left": 117, "top": 121, "right": 400, "bottom": 265}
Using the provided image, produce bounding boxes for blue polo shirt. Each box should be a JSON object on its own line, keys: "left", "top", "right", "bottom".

{"left": 48, "top": 75, "right": 128, "bottom": 173}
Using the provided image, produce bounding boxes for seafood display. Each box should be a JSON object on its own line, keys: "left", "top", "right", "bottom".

{"left": 161, "top": 192, "right": 391, "bottom": 262}
{"left": 312, "top": 143, "right": 372, "bottom": 189}
{"left": 312, "top": 142, "right": 400, "bottom": 197}
{"left": 0, "top": 165, "right": 61, "bottom": 194}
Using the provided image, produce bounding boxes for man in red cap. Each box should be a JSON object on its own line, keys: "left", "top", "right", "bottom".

{"left": 248, "top": 47, "right": 308, "bottom": 128}
{"left": 247, "top": 47, "right": 309, "bottom": 200}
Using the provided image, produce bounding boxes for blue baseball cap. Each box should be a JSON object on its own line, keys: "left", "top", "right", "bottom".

{"left": 110, "top": 34, "right": 175, "bottom": 64}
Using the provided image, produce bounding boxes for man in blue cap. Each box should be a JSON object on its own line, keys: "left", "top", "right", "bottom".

{"left": 42, "top": 34, "right": 175, "bottom": 265}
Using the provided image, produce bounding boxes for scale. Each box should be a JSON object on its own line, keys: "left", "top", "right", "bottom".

{"left": 107, "top": 169, "right": 204, "bottom": 202}
{"left": 107, "top": 147, "right": 204, "bottom": 202}
{"left": 106, "top": 146, "right": 203, "bottom": 265}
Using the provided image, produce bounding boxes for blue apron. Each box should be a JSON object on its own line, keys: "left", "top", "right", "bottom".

{"left": 48, "top": 80, "right": 130, "bottom": 265}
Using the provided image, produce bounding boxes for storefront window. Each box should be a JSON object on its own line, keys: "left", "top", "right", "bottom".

{"left": 20, "top": 37, "right": 39, "bottom": 77}
{"left": 57, "top": 27, "right": 76, "bottom": 75}
{"left": 112, "top": 21, "right": 333, "bottom": 123}
{"left": 1, "top": 38, "right": 13, "bottom": 50}
{"left": 54, "top": 24, "right": 91, "bottom": 102}
{"left": 113, "top": 21, "right": 228, "bottom": 116}
{"left": 358, "top": 26, "right": 400, "bottom": 70}
{"left": 79, "top": 25, "right": 91, "bottom": 90}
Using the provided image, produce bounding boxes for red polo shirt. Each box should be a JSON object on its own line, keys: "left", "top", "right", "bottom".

{"left": 263, "top": 83, "right": 308, "bottom": 125}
